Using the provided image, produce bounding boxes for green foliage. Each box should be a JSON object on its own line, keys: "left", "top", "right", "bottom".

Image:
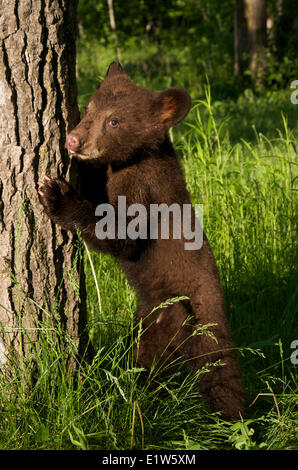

{"left": 0, "top": 0, "right": 297, "bottom": 451}
{"left": 77, "top": 0, "right": 297, "bottom": 100}
{"left": 228, "top": 420, "right": 266, "bottom": 450}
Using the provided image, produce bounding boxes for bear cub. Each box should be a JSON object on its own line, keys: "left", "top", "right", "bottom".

{"left": 38, "top": 62, "right": 245, "bottom": 422}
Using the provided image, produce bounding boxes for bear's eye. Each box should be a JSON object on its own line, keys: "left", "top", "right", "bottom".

{"left": 108, "top": 119, "right": 119, "bottom": 128}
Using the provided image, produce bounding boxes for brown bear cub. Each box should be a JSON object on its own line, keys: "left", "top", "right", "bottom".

{"left": 38, "top": 62, "right": 245, "bottom": 421}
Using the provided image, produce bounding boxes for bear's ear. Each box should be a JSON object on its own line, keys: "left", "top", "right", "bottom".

{"left": 106, "top": 61, "right": 125, "bottom": 77}
{"left": 152, "top": 87, "right": 191, "bottom": 128}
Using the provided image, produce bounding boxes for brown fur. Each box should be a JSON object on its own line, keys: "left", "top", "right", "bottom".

{"left": 38, "top": 62, "right": 246, "bottom": 421}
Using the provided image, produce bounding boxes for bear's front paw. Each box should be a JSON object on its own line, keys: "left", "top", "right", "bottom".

{"left": 37, "top": 176, "right": 78, "bottom": 227}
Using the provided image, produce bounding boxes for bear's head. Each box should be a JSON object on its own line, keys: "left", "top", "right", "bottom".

{"left": 66, "top": 62, "right": 191, "bottom": 164}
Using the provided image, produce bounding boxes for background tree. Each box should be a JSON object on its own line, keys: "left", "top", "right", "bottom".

{"left": 234, "top": 0, "right": 267, "bottom": 86}
{"left": 107, "top": 0, "right": 122, "bottom": 62}
{"left": 0, "top": 0, "right": 90, "bottom": 371}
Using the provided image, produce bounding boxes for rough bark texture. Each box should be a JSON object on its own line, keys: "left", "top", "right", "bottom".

{"left": 234, "top": 0, "right": 267, "bottom": 85}
{"left": 0, "top": 0, "right": 88, "bottom": 369}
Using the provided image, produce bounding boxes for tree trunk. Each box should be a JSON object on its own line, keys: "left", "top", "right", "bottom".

{"left": 234, "top": 0, "right": 249, "bottom": 77}
{"left": 107, "top": 0, "right": 122, "bottom": 62}
{"left": 234, "top": 0, "right": 267, "bottom": 86}
{"left": 0, "top": 0, "right": 89, "bottom": 371}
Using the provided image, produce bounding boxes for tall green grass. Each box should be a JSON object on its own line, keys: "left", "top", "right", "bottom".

{"left": 0, "top": 89, "right": 297, "bottom": 450}
{"left": 181, "top": 88, "right": 298, "bottom": 448}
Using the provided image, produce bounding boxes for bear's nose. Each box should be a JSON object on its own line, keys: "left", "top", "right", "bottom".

{"left": 66, "top": 133, "right": 81, "bottom": 153}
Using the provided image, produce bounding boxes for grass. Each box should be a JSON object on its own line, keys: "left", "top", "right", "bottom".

{"left": 180, "top": 89, "right": 298, "bottom": 449}
{"left": 0, "top": 75, "right": 297, "bottom": 450}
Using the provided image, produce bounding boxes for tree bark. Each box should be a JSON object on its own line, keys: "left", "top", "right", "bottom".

{"left": 107, "top": 0, "right": 122, "bottom": 62}
{"left": 0, "top": 0, "right": 89, "bottom": 371}
{"left": 234, "top": 0, "right": 249, "bottom": 77}
{"left": 234, "top": 0, "right": 267, "bottom": 86}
